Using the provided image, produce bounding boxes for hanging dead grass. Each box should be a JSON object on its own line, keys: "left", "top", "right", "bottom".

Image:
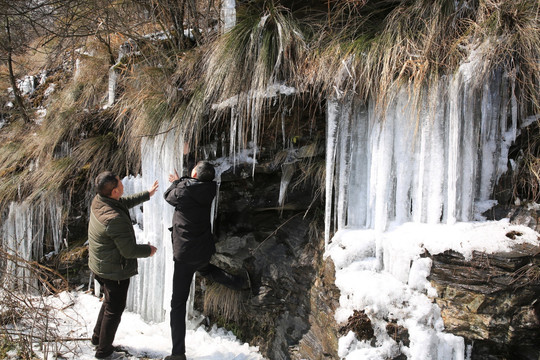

{"left": 0, "top": 35, "right": 139, "bottom": 207}
{"left": 115, "top": 64, "right": 178, "bottom": 136}
{"left": 0, "top": 0, "right": 539, "bottom": 211}
{"left": 306, "top": 0, "right": 539, "bottom": 119}
{"left": 471, "top": 0, "right": 540, "bottom": 109}
{"left": 306, "top": 0, "right": 470, "bottom": 114}
{"left": 182, "top": 2, "right": 307, "bottom": 146}
{"left": 203, "top": 282, "right": 244, "bottom": 322}
{"left": 114, "top": 2, "right": 308, "bottom": 153}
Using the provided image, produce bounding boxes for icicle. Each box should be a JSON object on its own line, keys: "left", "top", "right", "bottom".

{"left": 1, "top": 201, "right": 39, "bottom": 292}
{"left": 392, "top": 89, "right": 416, "bottom": 225}
{"left": 346, "top": 102, "right": 369, "bottom": 228}
{"left": 230, "top": 105, "right": 237, "bottom": 168}
{"left": 48, "top": 195, "right": 64, "bottom": 253}
{"left": 107, "top": 41, "right": 133, "bottom": 107}
{"left": 424, "top": 83, "right": 446, "bottom": 224}
{"left": 281, "top": 108, "right": 287, "bottom": 148}
{"left": 327, "top": 53, "right": 523, "bottom": 235}
{"left": 278, "top": 162, "right": 296, "bottom": 207}
{"left": 210, "top": 158, "right": 230, "bottom": 232}
{"left": 324, "top": 99, "right": 339, "bottom": 249}
{"left": 107, "top": 68, "right": 118, "bottom": 107}
{"left": 186, "top": 273, "right": 204, "bottom": 327}
{"left": 251, "top": 105, "right": 259, "bottom": 178}
{"left": 125, "top": 129, "right": 184, "bottom": 322}
{"left": 335, "top": 100, "right": 352, "bottom": 230}
{"left": 221, "top": 0, "right": 236, "bottom": 33}
{"left": 446, "top": 73, "right": 461, "bottom": 224}
{"left": 496, "top": 70, "right": 518, "bottom": 180}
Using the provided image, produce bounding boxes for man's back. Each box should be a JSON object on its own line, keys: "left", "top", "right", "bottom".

{"left": 164, "top": 177, "right": 217, "bottom": 265}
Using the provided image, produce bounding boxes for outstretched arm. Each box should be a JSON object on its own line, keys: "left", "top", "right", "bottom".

{"left": 164, "top": 170, "right": 183, "bottom": 207}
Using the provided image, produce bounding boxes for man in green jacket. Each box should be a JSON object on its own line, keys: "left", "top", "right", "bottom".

{"left": 88, "top": 171, "right": 158, "bottom": 360}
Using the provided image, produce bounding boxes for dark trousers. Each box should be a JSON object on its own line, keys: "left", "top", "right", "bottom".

{"left": 92, "top": 275, "right": 130, "bottom": 358}
{"left": 170, "top": 261, "right": 245, "bottom": 356}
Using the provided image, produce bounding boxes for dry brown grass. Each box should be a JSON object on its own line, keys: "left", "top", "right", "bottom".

{"left": 203, "top": 282, "right": 245, "bottom": 322}
{"left": 0, "top": 0, "right": 539, "bottom": 214}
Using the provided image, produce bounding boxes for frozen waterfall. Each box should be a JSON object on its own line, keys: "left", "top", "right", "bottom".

{"left": 122, "top": 132, "right": 183, "bottom": 322}
{"left": 325, "top": 52, "right": 531, "bottom": 358}
{"left": 124, "top": 132, "right": 258, "bottom": 322}
{"left": 0, "top": 196, "right": 63, "bottom": 292}
{"left": 325, "top": 69, "right": 521, "bottom": 244}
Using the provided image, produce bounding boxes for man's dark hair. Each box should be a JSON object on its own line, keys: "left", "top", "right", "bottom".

{"left": 193, "top": 161, "right": 215, "bottom": 182}
{"left": 95, "top": 171, "right": 118, "bottom": 197}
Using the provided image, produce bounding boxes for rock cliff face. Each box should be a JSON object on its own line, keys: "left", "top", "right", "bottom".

{"left": 288, "top": 239, "right": 540, "bottom": 360}
{"left": 294, "top": 258, "right": 340, "bottom": 360}
{"left": 193, "top": 157, "right": 540, "bottom": 360}
{"left": 428, "top": 244, "right": 540, "bottom": 360}
{"left": 190, "top": 150, "right": 328, "bottom": 359}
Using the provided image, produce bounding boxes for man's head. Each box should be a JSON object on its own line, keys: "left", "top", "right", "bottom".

{"left": 95, "top": 171, "right": 124, "bottom": 199}
{"left": 191, "top": 161, "right": 215, "bottom": 182}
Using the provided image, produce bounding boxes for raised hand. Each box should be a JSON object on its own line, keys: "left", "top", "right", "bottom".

{"left": 148, "top": 180, "right": 159, "bottom": 196}
{"left": 168, "top": 169, "right": 180, "bottom": 183}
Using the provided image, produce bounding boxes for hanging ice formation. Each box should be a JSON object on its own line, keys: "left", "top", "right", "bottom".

{"left": 221, "top": 0, "right": 236, "bottom": 33}
{"left": 0, "top": 196, "right": 64, "bottom": 292}
{"left": 122, "top": 131, "right": 182, "bottom": 322}
{"left": 324, "top": 47, "right": 536, "bottom": 359}
{"left": 107, "top": 40, "right": 136, "bottom": 107}
{"left": 123, "top": 129, "right": 262, "bottom": 322}
{"left": 325, "top": 67, "right": 527, "bottom": 245}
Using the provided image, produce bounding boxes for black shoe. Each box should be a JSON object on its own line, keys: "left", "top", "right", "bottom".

{"left": 95, "top": 351, "right": 127, "bottom": 360}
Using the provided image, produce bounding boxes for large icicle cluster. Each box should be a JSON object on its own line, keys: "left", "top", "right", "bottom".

{"left": 324, "top": 47, "right": 537, "bottom": 359}
{"left": 0, "top": 196, "right": 63, "bottom": 292}
{"left": 326, "top": 66, "right": 523, "bottom": 243}
{"left": 121, "top": 132, "right": 182, "bottom": 322}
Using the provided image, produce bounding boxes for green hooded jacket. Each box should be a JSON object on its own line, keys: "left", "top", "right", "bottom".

{"left": 88, "top": 192, "right": 152, "bottom": 281}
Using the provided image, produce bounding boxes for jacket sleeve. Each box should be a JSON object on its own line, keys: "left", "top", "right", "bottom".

{"left": 164, "top": 180, "right": 183, "bottom": 207}
{"left": 120, "top": 191, "right": 150, "bottom": 209}
{"left": 106, "top": 218, "right": 152, "bottom": 258}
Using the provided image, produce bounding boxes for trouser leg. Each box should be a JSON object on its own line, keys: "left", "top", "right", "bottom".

{"left": 93, "top": 276, "right": 130, "bottom": 358}
{"left": 197, "top": 263, "right": 246, "bottom": 291}
{"left": 92, "top": 301, "right": 105, "bottom": 345}
{"left": 170, "top": 261, "right": 196, "bottom": 356}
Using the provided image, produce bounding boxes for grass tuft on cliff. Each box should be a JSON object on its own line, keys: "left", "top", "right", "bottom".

{"left": 0, "top": 0, "right": 538, "bottom": 209}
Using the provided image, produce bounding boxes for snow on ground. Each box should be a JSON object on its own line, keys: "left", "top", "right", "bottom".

{"left": 29, "top": 291, "right": 264, "bottom": 360}
{"left": 326, "top": 219, "right": 540, "bottom": 360}
{"left": 6, "top": 219, "right": 538, "bottom": 360}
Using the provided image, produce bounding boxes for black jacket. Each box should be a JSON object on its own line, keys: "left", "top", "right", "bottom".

{"left": 164, "top": 177, "right": 217, "bottom": 266}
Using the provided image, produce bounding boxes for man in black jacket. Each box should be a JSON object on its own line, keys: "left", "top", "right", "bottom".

{"left": 163, "top": 161, "right": 248, "bottom": 360}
